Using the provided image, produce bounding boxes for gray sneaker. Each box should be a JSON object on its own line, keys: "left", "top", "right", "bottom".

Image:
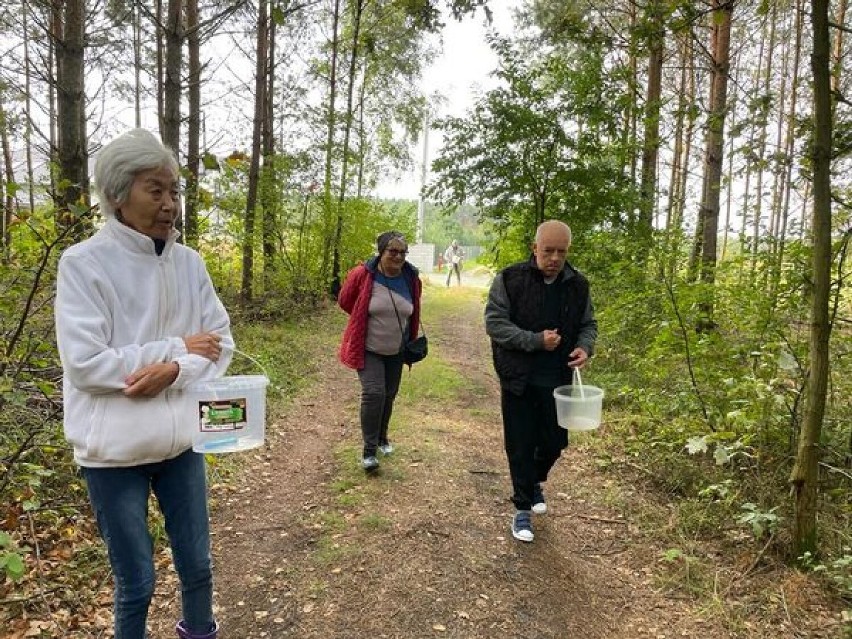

{"left": 378, "top": 443, "right": 394, "bottom": 455}
{"left": 361, "top": 456, "right": 379, "bottom": 472}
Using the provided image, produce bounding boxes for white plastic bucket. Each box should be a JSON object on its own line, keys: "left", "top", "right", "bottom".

{"left": 553, "top": 368, "right": 604, "bottom": 432}
{"left": 188, "top": 374, "right": 269, "bottom": 453}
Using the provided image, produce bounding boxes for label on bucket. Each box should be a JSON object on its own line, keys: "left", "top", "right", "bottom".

{"left": 198, "top": 398, "right": 247, "bottom": 432}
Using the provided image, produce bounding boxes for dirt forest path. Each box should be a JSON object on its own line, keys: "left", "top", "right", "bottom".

{"left": 145, "top": 282, "right": 837, "bottom": 639}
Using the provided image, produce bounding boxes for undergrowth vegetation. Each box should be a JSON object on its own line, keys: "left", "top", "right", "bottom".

{"left": 1, "top": 219, "right": 849, "bottom": 631}
{"left": 578, "top": 232, "right": 852, "bottom": 614}
{"left": 0, "top": 220, "right": 344, "bottom": 631}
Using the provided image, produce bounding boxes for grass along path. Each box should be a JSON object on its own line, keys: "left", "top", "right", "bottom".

{"left": 141, "top": 281, "right": 843, "bottom": 638}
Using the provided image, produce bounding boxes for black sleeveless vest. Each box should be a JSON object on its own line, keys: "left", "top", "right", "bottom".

{"left": 491, "top": 259, "right": 590, "bottom": 395}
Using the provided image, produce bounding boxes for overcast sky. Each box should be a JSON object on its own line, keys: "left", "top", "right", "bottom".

{"left": 376, "top": 3, "right": 519, "bottom": 200}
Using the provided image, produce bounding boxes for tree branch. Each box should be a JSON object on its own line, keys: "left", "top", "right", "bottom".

{"left": 829, "top": 20, "right": 852, "bottom": 35}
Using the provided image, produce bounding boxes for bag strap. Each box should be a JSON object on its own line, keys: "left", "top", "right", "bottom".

{"left": 380, "top": 270, "right": 426, "bottom": 341}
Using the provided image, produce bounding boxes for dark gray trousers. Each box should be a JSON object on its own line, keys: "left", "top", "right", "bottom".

{"left": 357, "top": 350, "right": 405, "bottom": 456}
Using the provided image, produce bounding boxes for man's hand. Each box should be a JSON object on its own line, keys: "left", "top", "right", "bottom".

{"left": 542, "top": 329, "right": 562, "bottom": 351}
{"left": 567, "top": 347, "right": 589, "bottom": 369}
{"left": 183, "top": 332, "right": 222, "bottom": 361}
{"left": 124, "top": 362, "right": 180, "bottom": 398}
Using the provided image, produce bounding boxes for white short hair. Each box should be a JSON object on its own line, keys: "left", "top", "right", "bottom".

{"left": 94, "top": 129, "right": 179, "bottom": 218}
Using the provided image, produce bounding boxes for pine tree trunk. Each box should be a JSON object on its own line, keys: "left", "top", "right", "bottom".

{"left": 184, "top": 0, "right": 201, "bottom": 248}
{"left": 23, "top": 0, "right": 36, "bottom": 214}
{"left": 791, "top": 0, "right": 832, "bottom": 558}
{"left": 55, "top": 0, "right": 89, "bottom": 238}
{"left": 156, "top": 0, "right": 165, "bottom": 136}
{"left": 752, "top": 2, "right": 777, "bottom": 282}
{"left": 0, "top": 99, "right": 14, "bottom": 259}
{"left": 133, "top": 1, "right": 142, "bottom": 127}
{"left": 356, "top": 78, "right": 367, "bottom": 198}
{"left": 262, "top": 16, "right": 277, "bottom": 292}
{"left": 48, "top": 2, "right": 59, "bottom": 199}
{"left": 664, "top": 34, "right": 686, "bottom": 278}
{"left": 330, "top": 0, "right": 365, "bottom": 294}
{"left": 696, "top": 0, "right": 732, "bottom": 329}
{"left": 672, "top": 31, "right": 696, "bottom": 278}
{"left": 769, "top": 1, "right": 804, "bottom": 307}
{"left": 830, "top": 0, "right": 847, "bottom": 98}
{"left": 321, "top": 0, "right": 341, "bottom": 293}
{"left": 241, "top": 0, "right": 268, "bottom": 302}
{"left": 638, "top": 0, "right": 664, "bottom": 261}
{"left": 163, "top": 0, "right": 183, "bottom": 235}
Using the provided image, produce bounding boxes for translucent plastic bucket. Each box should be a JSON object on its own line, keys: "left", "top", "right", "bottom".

{"left": 553, "top": 369, "right": 604, "bottom": 432}
{"left": 188, "top": 374, "right": 269, "bottom": 453}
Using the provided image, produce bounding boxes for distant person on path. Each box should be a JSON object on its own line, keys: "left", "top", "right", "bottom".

{"left": 484, "top": 220, "right": 597, "bottom": 543}
{"left": 444, "top": 240, "right": 464, "bottom": 286}
{"left": 55, "top": 128, "right": 233, "bottom": 639}
{"left": 338, "top": 231, "right": 423, "bottom": 473}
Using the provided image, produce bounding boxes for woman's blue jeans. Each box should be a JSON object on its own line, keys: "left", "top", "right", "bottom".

{"left": 82, "top": 449, "right": 214, "bottom": 639}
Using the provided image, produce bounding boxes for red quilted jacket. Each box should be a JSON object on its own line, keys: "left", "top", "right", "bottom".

{"left": 337, "top": 258, "right": 422, "bottom": 370}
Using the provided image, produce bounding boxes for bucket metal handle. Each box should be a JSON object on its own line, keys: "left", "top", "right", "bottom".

{"left": 572, "top": 366, "right": 586, "bottom": 399}
{"left": 232, "top": 347, "right": 271, "bottom": 379}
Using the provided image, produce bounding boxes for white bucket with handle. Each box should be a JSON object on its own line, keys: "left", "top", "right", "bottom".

{"left": 188, "top": 350, "right": 269, "bottom": 453}
{"left": 553, "top": 368, "right": 604, "bottom": 432}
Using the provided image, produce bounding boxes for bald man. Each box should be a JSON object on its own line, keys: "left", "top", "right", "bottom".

{"left": 484, "top": 220, "right": 598, "bottom": 542}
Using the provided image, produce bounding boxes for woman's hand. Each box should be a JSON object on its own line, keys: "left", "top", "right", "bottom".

{"left": 124, "top": 362, "right": 180, "bottom": 397}
{"left": 183, "top": 332, "right": 222, "bottom": 361}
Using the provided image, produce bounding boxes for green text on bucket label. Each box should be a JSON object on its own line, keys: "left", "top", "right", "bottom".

{"left": 198, "top": 399, "right": 247, "bottom": 432}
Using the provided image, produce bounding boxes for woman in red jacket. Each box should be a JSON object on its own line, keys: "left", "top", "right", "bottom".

{"left": 338, "top": 231, "right": 423, "bottom": 472}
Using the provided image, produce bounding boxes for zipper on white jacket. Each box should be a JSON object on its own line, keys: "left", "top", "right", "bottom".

{"left": 157, "top": 258, "right": 180, "bottom": 455}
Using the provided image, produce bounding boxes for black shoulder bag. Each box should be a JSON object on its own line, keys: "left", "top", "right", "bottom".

{"left": 385, "top": 276, "right": 428, "bottom": 366}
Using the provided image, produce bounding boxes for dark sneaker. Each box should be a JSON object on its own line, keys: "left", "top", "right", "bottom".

{"left": 511, "top": 510, "right": 534, "bottom": 542}
{"left": 361, "top": 455, "right": 379, "bottom": 472}
{"left": 378, "top": 443, "right": 394, "bottom": 455}
{"left": 532, "top": 483, "right": 547, "bottom": 515}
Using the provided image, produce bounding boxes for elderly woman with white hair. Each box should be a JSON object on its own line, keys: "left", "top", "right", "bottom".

{"left": 55, "top": 128, "right": 233, "bottom": 639}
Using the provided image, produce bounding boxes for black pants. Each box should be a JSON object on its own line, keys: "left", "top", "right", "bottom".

{"left": 501, "top": 384, "right": 569, "bottom": 511}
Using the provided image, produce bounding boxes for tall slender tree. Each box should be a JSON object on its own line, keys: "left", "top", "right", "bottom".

{"left": 162, "top": 0, "right": 183, "bottom": 234}
{"left": 321, "top": 0, "right": 342, "bottom": 294}
{"left": 0, "top": 95, "right": 14, "bottom": 258}
{"left": 261, "top": 7, "right": 278, "bottom": 291}
{"left": 790, "top": 0, "right": 833, "bottom": 557}
{"left": 637, "top": 0, "right": 665, "bottom": 260}
{"left": 330, "top": 0, "right": 366, "bottom": 293}
{"left": 694, "top": 0, "right": 733, "bottom": 328}
{"left": 184, "top": 0, "right": 201, "bottom": 248}
{"left": 23, "top": 0, "right": 36, "bottom": 214}
{"left": 54, "top": 0, "right": 89, "bottom": 235}
{"left": 242, "top": 0, "right": 269, "bottom": 301}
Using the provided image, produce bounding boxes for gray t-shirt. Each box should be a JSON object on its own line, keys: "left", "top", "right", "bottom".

{"left": 366, "top": 280, "right": 413, "bottom": 356}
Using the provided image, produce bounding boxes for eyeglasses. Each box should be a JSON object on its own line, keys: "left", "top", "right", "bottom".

{"left": 385, "top": 249, "right": 408, "bottom": 257}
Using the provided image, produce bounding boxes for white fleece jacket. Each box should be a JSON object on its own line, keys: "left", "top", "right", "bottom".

{"left": 55, "top": 218, "right": 234, "bottom": 467}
